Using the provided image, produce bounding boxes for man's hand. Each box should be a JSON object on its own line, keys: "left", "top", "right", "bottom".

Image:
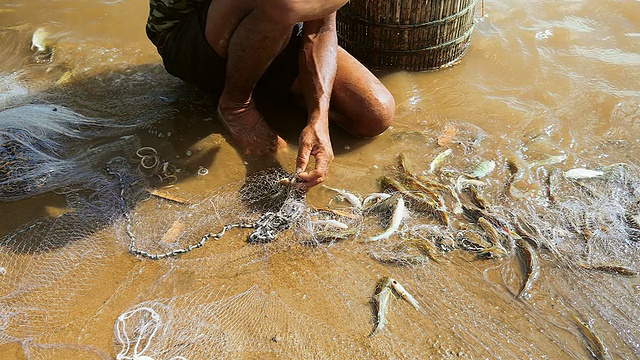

{"left": 296, "top": 119, "right": 334, "bottom": 188}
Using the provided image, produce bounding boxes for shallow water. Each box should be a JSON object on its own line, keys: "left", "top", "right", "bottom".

{"left": 1, "top": 0, "right": 640, "bottom": 359}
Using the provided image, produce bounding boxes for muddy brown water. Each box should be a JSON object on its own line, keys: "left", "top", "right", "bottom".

{"left": 1, "top": 0, "right": 640, "bottom": 359}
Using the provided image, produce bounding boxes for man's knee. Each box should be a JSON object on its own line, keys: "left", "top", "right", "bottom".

{"left": 353, "top": 90, "right": 395, "bottom": 138}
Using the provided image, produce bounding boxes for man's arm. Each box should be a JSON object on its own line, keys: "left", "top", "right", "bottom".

{"left": 296, "top": 13, "right": 338, "bottom": 188}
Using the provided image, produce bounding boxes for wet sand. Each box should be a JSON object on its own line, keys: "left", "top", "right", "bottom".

{"left": 1, "top": 0, "right": 640, "bottom": 359}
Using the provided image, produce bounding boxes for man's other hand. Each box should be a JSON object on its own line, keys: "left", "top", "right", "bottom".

{"left": 295, "top": 121, "right": 334, "bottom": 188}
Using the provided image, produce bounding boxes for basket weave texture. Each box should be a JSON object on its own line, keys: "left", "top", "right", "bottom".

{"left": 337, "top": 0, "right": 478, "bottom": 71}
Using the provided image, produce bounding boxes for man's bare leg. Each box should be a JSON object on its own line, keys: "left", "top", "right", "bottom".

{"left": 205, "top": 1, "right": 293, "bottom": 155}
{"left": 330, "top": 47, "right": 395, "bottom": 137}
{"left": 292, "top": 47, "right": 395, "bottom": 138}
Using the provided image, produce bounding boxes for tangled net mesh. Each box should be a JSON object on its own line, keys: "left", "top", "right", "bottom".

{"left": 0, "top": 104, "right": 143, "bottom": 202}
{"left": 109, "top": 148, "right": 640, "bottom": 359}
{"left": 1, "top": 111, "right": 640, "bottom": 359}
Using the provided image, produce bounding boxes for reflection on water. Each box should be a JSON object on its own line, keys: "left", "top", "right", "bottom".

{"left": 1, "top": 0, "right": 640, "bottom": 358}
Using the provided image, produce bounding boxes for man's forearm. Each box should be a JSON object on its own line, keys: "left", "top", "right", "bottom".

{"left": 300, "top": 13, "right": 338, "bottom": 124}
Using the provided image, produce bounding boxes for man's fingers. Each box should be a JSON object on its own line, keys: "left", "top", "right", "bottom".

{"left": 296, "top": 145, "right": 311, "bottom": 174}
{"left": 297, "top": 169, "right": 326, "bottom": 188}
{"left": 314, "top": 153, "right": 331, "bottom": 176}
{"left": 297, "top": 154, "right": 331, "bottom": 188}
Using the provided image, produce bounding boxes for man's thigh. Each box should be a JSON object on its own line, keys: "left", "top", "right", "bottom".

{"left": 159, "top": 0, "right": 302, "bottom": 95}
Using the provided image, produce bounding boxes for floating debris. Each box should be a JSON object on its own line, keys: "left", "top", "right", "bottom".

{"left": 31, "top": 27, "right": 54, "bottom": 62}
{"left": 148, "top": 189, "right": 190, "bottom": 205}
{"left": 160, "top": 219, "right": 187, "bottom": 244}
{"left": 576, "top": 262, "right": 638, "bottom": 277}
{"left": 55, "top": 70, "right": 74, "bottom": 85}
{"left": 437, "top": 123, "right": 458, "bottom": 146}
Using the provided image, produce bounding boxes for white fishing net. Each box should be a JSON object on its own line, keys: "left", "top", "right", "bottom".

{"left": 0, "top": 104, "right": 145, "bottom": 202}
{"left": 1, "top": 107, "right": 639, "bottom": 359}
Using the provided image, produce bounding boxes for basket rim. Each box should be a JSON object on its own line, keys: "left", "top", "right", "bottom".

{"left": 338, "top": 0, "right": 478, "bottom": 28}
{"left": 338, "top": 22, "right": 476, "bottom": 54}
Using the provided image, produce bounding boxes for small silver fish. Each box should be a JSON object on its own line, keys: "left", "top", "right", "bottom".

{"left": 455, "top": 176, "right": 488, "bottom": 192}
{"left": 469, "top": 160, "right": 496, "bottom": 179}
{"left": 564, "top": 168, "right": 604, "bottom": 180}
{"left": 516, "top": 238, "right": 540, "bottom": 299}
{"left": 370, "top": 277, "right": 393, "bottom": 337}
{"left": 530, "top": 154, "right": 568, "bottom": 168}
{"left": 367, "top": 196, "right": 406, "bottom": 241}
{"left": 428, "top": 149, "right": 453, "bottom": 174}
{"left": 362, "top": 192, "right": 392, "bottom": 209}
{"left": 323, "top": 185, "right": 363, "bottom": 209}
{"left": 568, "top": 313, "right": 611, "bottom": 360}
{"left": 576, "top": 262, "right": 638, "bottom": 277}
{"left": 312, "top": 228, "right": 357, "bottom": 243}
{"left": 311, "top": 219, "right": 349, "bottom": 230}
{"left": 389, "top": 278, "right": 420, "bottom": 311}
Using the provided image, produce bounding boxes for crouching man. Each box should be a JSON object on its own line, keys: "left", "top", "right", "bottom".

{"left": 146, "top": 0, "right": 395, "bottom": 188}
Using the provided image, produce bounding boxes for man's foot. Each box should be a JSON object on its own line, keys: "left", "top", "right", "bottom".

{"left": 217, "top": 100, "right": 287, "bottom": 156}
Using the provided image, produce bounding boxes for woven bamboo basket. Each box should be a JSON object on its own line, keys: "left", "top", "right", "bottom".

{"left": 337, "top": 0, "right": 478, "bottom": 71}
